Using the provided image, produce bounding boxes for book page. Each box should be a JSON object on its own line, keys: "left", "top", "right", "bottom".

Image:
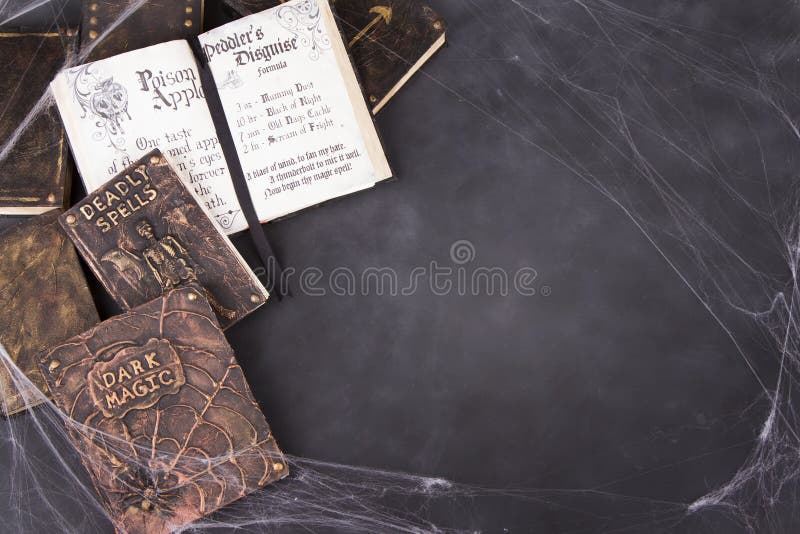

{"left": 50, "top": 41, "right": 248, "bottom": 234}
{"left": 198, "top": 0, "right": 393, "bottom": 222}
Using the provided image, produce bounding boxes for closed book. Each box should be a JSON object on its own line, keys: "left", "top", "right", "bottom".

{"left": 81, "top": 0, "right": 205, "bottom": 60}
{"left": 38, "top": 286, "right": 287, "bottom": 534}
{"left": 223, "top": 0, "right": 447, "bottom": 113}
{"left": 0, "top": 210, "right": 99, "bottom": 416}
{"left": 0, "top": 30, "right": 76, "bottom": 214}
{"left": 58, "top": 149, "right": 268, "bottom": 329}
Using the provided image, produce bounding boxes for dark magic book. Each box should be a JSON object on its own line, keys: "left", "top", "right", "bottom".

{"left": 58, "top": 150, "right": 268, "bottom": 330}
{"left": 38, "top": 286, "right": 287, "bottom": 534}
{"left": 0, "top": 211, "right": 99, "bottom": 416}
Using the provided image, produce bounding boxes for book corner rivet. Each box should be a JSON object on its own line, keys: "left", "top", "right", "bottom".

{"left": 433, "top": 20, "right": 443, "bottom": 30}
{"left": 149, "top": 155, "right": 160, "bottom": 165}
{"left": 186, "top": 6, "right": 193, "bottom": 14}
{"left": 184, "top": 19, "right": 193, "bottom": 27}
{"left": 49, "top": 360, "right": 60, "bottom": 372}
{"left": 250, "top": 294, "right": 262, "bottom": 304}
{"left": 187, "top": 292, "right": 198, "bottom": 301}
{"left": 89, "top": 3, "right": 97, "bottom": 11}
{"left": 369, "top": 95, "right": 377, "bottom": 103}
{"left": 46, "top": 193, "right": 56, "bottom": 202}
{"left": 65, "top": 214, "right": 77, "bottom": 225}
{"left": 273, "top": 462, "right": 284, "bottom": 471}
{"left": 89, "top": 29, "right": 98, "bottom": 39}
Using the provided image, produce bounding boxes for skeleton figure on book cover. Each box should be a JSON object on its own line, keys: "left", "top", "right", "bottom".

{"left": 101, "top": 220, "right": 236, "bottom": 319}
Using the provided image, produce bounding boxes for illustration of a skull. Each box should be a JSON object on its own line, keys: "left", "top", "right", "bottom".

{"left": 90, "top": 79, "right": 130, "bottom": 132}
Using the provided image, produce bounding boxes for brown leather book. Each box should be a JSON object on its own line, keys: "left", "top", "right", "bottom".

{"left": 81, "top": 0, "right": 205, "bottom": 60}
{"left": 223, "top": 0, "right": 447, "bottom": 113}
{"left": 0, "top": 30, "right": 77, "bottom": 215}
{"left": 0, "top": 210, "right": 99, "bottom": 416}
{"left": 38, "top": 286, "right": 287, "bottom": 534}
{"left": 58, "top": 149, "right": 269, "bottom": 329}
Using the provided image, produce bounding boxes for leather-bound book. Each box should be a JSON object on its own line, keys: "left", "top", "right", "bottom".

{"left": 81, "top": 0, "right": 205, "bottom": 60}
{"left": 38, "top": 286, "right": 287, "bottom": 534}
{"left": 58, "top": 149, "right": 268, "bottom": 329}
{"left": 0, "top": 30, "right": 77, "bottom": 215}
{"left": 0, "top": 210, "right": 99, "bottom": 416}
{"left": 223, "top": 0, "right": 447, "bottom": 113}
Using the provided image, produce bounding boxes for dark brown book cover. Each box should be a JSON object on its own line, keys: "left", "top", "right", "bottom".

{"left": 0, "top": 210, "right": 99, "bottom": 416}
{"left": 0, "top": 30, "right": 77, "bottom": 214}
{"left": 59, "top": 149, "right": 268, "bottom": 330}
{"left": 38, "top": 286, "right": 287, "bottom": 534}
{"left": 81, "top": 0, "right": 205, "bottom": 60}
{"left": 223, "top": 0, "right": 446, "bottom": 113}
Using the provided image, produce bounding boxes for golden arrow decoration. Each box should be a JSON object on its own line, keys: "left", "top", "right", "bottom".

{"left": 349, "top": 5, "right": 393, "bottom": 47}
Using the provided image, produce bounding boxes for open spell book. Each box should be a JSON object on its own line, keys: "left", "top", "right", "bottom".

{"left": 52, "top": 0, "right": 392, "bottom": 235}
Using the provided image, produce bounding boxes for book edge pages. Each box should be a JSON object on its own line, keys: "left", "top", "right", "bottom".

{"left": 320, "top": 0, "right": 393, "bottom": 183}
{"left": 0, "top": 206, "right": 56, "bottom": 216}
{"left": 372, "top": 32, "right": 446, "bottom": 114}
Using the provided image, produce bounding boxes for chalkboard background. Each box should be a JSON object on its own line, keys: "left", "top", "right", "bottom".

{"left": 2, "top": 0, "right": 799, "bottom": 532}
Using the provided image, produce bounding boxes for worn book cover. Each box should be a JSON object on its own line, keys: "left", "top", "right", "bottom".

{"left": 38, "top": 286, "right": 287, "bottom": 534}
{"left": 59, "top": 150, "right": 268, "bottom": 329}
{"left": 0, "top": 210, "right": 99, "bottom": 416}
{"left": 81, "top": 0, "right": 205, "bottom": 60}
{"left": 223, "top": 0, "right": 447, "bottom": 113}
{"left": 0, "top": 30, "right": 76, "bottom": 214}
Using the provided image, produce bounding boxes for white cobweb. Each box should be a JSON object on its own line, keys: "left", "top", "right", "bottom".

{"left": 1, "top": 0, "right": 800, "bottom": 531}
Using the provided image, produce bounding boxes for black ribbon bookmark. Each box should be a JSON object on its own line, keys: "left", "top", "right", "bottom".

{"left": 190, "top": 38, "right": 287, "bottom": 300}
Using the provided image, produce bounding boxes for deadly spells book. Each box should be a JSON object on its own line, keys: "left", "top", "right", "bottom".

{"left": 0, "top": 210, "right": 99, "bottom": 416}
{"left": 38, "top": 286, "right": 287, "bottom": 534}
{"left": 81, "top": 0, "right": 205, "bottom": 61}
{"left": 224, "top": 0, "right": 447, "bottom": 114}
{"left": 0, "top": 30, "right": 76, "bottom": 215}
{"left": 59, "top": 150, "right": 268, "bottom": 330}
{"left": 52, "top": 0, "right": 393, "bottom": 235}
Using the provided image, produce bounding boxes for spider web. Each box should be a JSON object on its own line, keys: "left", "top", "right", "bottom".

{"left": 1, "top": 0, "right": 800, "bottom": 532}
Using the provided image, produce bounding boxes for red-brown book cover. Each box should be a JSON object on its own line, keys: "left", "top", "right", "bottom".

{"left": 38, "top": 286, "right": 287, "bottom": 534}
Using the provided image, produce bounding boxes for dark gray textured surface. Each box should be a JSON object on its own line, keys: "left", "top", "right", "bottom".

{"left": 2, "top": 0, "right": 799, "bottom": 532}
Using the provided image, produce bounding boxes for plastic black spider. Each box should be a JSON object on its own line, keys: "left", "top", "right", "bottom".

{"left": 117, "top": 465, "right": 180, "bottom": 516}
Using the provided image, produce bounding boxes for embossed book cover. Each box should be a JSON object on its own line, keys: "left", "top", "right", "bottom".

{"left": 0, "top": 30, "right": 76, "bottom": 214}
{"left": 0, "top": 210, "right": 98, "bottom": 416}
{"left": 38, "top": 286, "right": 287, "bottom": 534}
{"left": 59, "top": 150, "right": 268, "bottom": 329}
{"left": 223, "top": 0, "right": 447, "bottom": 113}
